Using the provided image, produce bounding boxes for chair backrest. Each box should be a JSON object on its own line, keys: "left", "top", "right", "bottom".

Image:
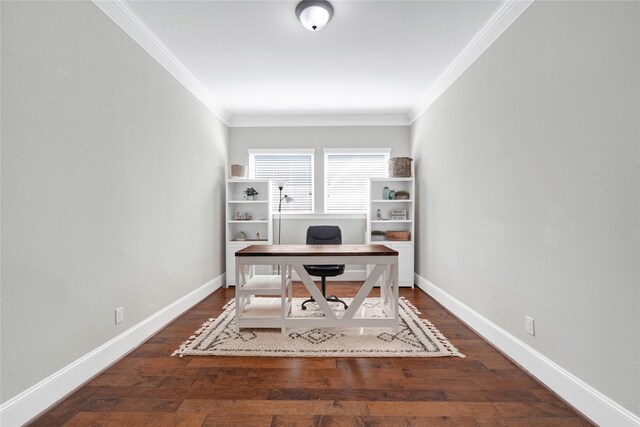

{"left": 306, "top": 226, "right": 342, "bottom": 245}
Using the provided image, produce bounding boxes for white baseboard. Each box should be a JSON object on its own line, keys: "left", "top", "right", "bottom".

{"left": 414, "top": 273, "right": 640, "bottom": 427}
{"left": 0, "top": 274, "right": 225, "bottom": 427}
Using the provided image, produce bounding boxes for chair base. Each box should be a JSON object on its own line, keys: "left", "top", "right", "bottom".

{"left": 301, "top": 295, "right": 348, "bottom": 311}
{"left": 301, "top": 274, "right": 348, "bottom": 311}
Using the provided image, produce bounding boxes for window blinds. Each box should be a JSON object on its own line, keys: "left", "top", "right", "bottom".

{"left": 325, "top": 152, "right": 389, "bottom": 213}
{"left": 250, "top": 153, "right": 313, "bottom": 213}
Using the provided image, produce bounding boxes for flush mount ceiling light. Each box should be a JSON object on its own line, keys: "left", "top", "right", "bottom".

{"left": 295, "top": 0, "right": 334, "bottom": 31}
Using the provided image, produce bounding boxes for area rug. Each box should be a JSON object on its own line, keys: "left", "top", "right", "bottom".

{"left": 172, "top": 297, "right": 464, "bottom": 358}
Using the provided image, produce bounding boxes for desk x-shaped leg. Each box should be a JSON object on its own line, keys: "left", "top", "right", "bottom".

{"left": 290, "top": 263, "right": 392, "bottom": 323}
{"left": 290, "top": 264, "right": 337, "bottom": 320}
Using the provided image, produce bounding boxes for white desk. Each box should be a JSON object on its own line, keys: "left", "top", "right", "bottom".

{"left": 235, "top": 244, "right": 399, "bottom": 333}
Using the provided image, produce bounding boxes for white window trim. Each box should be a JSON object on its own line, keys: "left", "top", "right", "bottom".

{"left": 323, "top": 148, "right": 391, "bottom": 155}
{"left": 248, "top": 149, "right": 315, "bottom": 213}
{"left": 248, "top": 148, "right": 315, "bottom": 156}
{"left": 323, "top": 148, "right": 391, "bottom": 214}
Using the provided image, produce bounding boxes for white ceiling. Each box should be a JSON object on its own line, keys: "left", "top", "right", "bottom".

{"left": 101, "top": 1, "right": 530, "bottom": 125}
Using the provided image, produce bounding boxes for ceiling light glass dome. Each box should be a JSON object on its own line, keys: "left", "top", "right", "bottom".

{"left": 295, "top": 0, "right": 334, "bottom": 31}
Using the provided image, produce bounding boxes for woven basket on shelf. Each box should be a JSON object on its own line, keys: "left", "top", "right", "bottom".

{"left": 386, "top": 231, "right": 411, "bottom": 241}
{"left": 231, "top": 164, "right": 247, "bottom": 178}
{"left": 389, "top": 157, "right": 413, "bottom": 177}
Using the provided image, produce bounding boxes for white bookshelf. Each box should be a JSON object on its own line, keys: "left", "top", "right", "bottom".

{"left": 226, "top": 179, "right": 273, "bottom": 286}
{"left": 366, "top": 177, "right": 415, "bottom": 287}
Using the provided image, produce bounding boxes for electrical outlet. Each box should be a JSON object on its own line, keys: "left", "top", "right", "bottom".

{"left": 525, "top": 316, "right": 535, "bottom": 336}
{"left": 115, "top": 307, "right": 124, "bottom": 324}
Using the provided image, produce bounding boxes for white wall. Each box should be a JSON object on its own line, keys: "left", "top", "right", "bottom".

{"left": 0, "top": 1, "right": 227, "bottom": 403}
{"left": 411, "top": 0, "right": 639, "bottom": 416}
{"left": 230, "top": 126, "right": 410, "bottom": 246}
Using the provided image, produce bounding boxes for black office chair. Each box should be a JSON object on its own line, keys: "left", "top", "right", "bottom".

{"left": 301, "top": 226, "right": 348, "bottom": 311}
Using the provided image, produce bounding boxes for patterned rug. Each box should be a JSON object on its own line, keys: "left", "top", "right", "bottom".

{"left": 172, "top": 297, "right": 463, "bottom": 358}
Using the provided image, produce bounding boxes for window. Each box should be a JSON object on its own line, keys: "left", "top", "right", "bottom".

{"left": 324, "top": 149, "right": 390, "bottom": 213}
{"left": 249, "top": 149, "right": 314, "bottom": 213}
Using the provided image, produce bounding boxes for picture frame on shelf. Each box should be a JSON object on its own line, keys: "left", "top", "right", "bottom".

{"left": 391, "top": 209, "right": 407, "bottom": 220}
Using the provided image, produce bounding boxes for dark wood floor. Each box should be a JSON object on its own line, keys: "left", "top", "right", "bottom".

{"left": 31, "top": 283, "right": 592, "bottom": 426}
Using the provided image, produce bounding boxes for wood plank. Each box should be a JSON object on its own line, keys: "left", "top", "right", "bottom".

{"left": 177, "top": 399, "right": 370, "bottom": 415}
{"left": 202, "top": 413, "right": 273, "bottom": 427}
{"left": 366, "top": 401, "right": 501, "bottom": 417}
{"left": 64, "top": 412, "right": 207, "bottom": 426}
{"left": 267, "top": 388, "right": 448, "bottom": 401}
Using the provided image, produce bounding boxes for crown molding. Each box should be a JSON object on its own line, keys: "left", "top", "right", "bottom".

{"left": 93, "top": 0, "right": 532, "bottom": 129}
{"left": 228, "top": 113, "right": 410, "bottom": 128}
{"left": 409, "top": 0, "right": 534, "bottom": 124}
{"left": 92, "top": 1, "right": 231, "bottom": 125}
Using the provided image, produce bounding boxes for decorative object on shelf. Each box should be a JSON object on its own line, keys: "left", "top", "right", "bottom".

{"left": 376, "top": 208, "right": 382, "bottom": 220}
{"left": 234, "top": 211, "right": 253, "bottom": 220}
{"left": 243, "top": 187, "right": 258, "bottom": 200}
{"left": 371, "top": 230, "right": 385, "bottom": 241}
{"left": 236, "top": 231, "right": 246, "bottom": 241}
{"left": 391, "top": 209, "right": 407, "bottom": 220}
{"left": 383, "top": 186, "right": 390, "bottom": 200}
{"left": 231, "top": 164, "right": 247, "bottom": 178}
{"left": 256, "top": 232, "right": 260, "bottom": 240}
{"left": 394, "top": 190, "right": 410, "bottom": 200}
{"left": 386, "top": 230, "right": 410, "bottom": 241}
{"left": 389, "top": 190, "right": 395, "bottom": 200}
{"left": 389, "top": 157, "right": 413, "bottom": 177}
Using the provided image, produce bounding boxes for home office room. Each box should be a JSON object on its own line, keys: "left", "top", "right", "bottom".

{"left": 1, "top": 1, "right": 638, "bottom": 426}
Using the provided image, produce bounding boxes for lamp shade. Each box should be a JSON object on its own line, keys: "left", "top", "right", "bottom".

{"left": 295, "top": 0, "right": 333, "bottom": 31}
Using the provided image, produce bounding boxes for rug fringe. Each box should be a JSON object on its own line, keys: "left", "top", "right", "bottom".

{"left": 421, "top": 318, "right": 465, "bottom": 358}
{"left": 400, "top": 296, "right": 422, "bottom": 315}
{"left": 221, "top": 298, "right": 235, "bottom": 310}
{"left": 400, "top": 297, "right": 465, "bottom": 358}
{"left": 171, "top": 316, "right": 217, "bottom": 357}
{"left": 173, "top": 299, "right": 237, "bottom": 357}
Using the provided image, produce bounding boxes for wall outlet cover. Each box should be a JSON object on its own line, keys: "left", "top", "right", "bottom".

{"left": 525, "top": 316, "right": 535, "bottom": 336}
{"left": 115, "top": 307, "right": 124, "bottom": 324}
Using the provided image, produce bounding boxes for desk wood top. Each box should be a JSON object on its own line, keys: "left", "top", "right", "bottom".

{"left": 235, "top": 244, "right": 398, "bottom": 257}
